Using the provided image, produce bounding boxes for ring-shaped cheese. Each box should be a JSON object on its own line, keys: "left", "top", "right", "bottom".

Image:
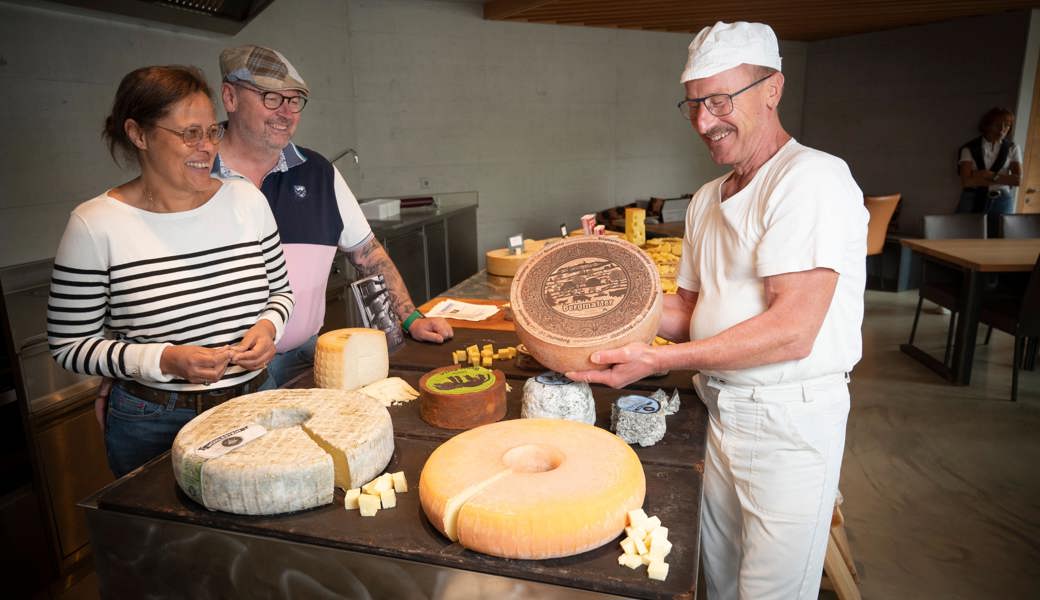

{"left": 419, "top": 418, "right": 646, "bottom": 559}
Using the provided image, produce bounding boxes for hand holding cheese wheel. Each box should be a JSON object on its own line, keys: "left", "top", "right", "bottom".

{"left": 419, "top": 418, "right": 646, "bottom": 559}
{"left": 511, "top": 236, "right": 662, "bottom": 373}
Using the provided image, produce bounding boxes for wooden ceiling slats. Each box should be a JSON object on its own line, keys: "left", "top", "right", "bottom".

{"left": 485, "top": 0, "right": 1040, "bottom": 40}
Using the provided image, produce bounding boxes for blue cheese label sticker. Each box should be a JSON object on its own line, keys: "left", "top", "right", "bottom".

{"left": 535, "top": 372, "right": 574, "bottom": 385}
{"left": 616, "top": 395, "right": 661, "bottom": 414}
{"left": 195, "top": 424, "right": 268, "bottom": 460}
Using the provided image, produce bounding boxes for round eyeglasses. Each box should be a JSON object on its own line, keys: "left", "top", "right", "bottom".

{"left": 237, "top": 85, "right": 308, "bottom": 113}
{"left": 153, "top": 123, "right": 225, "bottom": 146}
{"left": 678, "top": 72, "right": 774, "bottom": 119}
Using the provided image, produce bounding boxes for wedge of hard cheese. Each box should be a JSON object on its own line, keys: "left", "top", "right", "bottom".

{"left": 313, "top": 328, "right": 389, "bottom": 390}
{"left": 172, "top": 389, "right": 394, "bottom": 515}
{"left": 419, "top": 418, "right": 646, "bottom": 559}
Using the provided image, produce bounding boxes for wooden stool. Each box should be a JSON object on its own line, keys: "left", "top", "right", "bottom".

{"left": 821, "top": 493, "right": 862, "bottom": 599}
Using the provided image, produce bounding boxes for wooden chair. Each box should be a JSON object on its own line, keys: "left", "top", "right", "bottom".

{"left": 999, "top": 213, "right": 1040, "bottom": 239}
{"left": 864, "top": 194, "right": 901, "bottom": 288}
{"left": 908, "top": 214, "right": 987, "bottom": 367}
{"left": 821, "top": 493, "right": 862, "bottom": 600}
{"left": 865, "top": 194, "right": 901, "bottom": 256}
{"left": 977, "top": 255, "right": 1040, "bottom": 401}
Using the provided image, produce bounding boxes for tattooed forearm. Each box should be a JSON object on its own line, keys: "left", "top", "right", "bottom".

{"left": 347, "top": 237, "right": 417, "bottom": 320}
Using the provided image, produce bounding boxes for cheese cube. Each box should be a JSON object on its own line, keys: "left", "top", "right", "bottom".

{"left": 648, "top": 538, "right": 672, "bottom": 562}
{"left": 482, "top": 344, "right": 493, "bottom": 354}
{"left": 627, "top": 508, "right": 649, "bottom": 528}
{"left": 618, "top": 553, "right": 643, "bottom": 569}
{"left": 358, "top": 493, "right": 381, "bottom": 517}
{"left": 647, "top": 560, "right": 669, "bottom": 581}
{"left": 620, "top": 537, "right": 636, "bottom": 556}
{"left": 466, "top": 345, "right": 479, "bottom": 355}
{"left": 643, "top": 515, "right": 662, "bottom": 533}
{"left": 379, "top": 487, "right": 397, "bottom": 509}
{"left": 391, "top": 471, "right": 408, "bottom": 493}
{"left": 481, "top": 356, "right": 493, "bottom": 368}
{"left": 344, "top": 488, "right": 362, "bottom": 510}
{"left": 625, "top": 526, "right": 647, "bottom": 544}
{"left": 362, "top": 473, "right": 393, "bottom": 495}
{"left": 650, "top": 526, "right": 669, "bottom": 544}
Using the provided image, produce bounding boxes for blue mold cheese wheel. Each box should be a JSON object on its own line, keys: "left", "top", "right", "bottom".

{"left": 418, "top": 418, "right": 646, "bottom": 559}
{"left": 510, "top": 236, "right": 663, "bottom": 373}
{"left": 171, "top": 389, "right": 394, "bottom": 515}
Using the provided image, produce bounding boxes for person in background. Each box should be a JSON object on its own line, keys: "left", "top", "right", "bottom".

{"left": 47, "top": 66, "right": 294, "bottom": 477}
{"left": 213, "top": 45, "right": 452, "bottom": 387}
{"left": 569, "top": 22, "right": 868, "bottom": 600}
{"left": 957, "top": 107, "right": 1022, "bottom": 235}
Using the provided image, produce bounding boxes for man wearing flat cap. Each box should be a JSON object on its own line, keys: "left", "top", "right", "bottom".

{"left": 214, "top": 45, "right": 452, "bottom": 386}
{"left": 571, "top": 22, "right": 867, "bottom": 599}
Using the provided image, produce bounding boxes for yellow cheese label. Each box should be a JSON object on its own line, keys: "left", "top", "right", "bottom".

{"left": 427, "top": 366, "right": 497, "bottom": 395}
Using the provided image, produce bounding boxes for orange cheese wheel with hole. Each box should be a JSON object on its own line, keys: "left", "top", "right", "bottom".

{"left": 418, "top": 418, "right": 646, "bottom": 559}
{"left": 419, "top": 366, "right": 507, "bottom": 430}
{"left": 510, "top": 236, "right": 663, "bottom": 373}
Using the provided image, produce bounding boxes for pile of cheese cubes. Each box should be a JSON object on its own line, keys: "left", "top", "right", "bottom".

{"left": 345, "top": 471, "right": 408, "bottom": 517}
{"left": 618, "top": 508, "right": 671, "bottom": 581}
{"left": 642, "top": 238, "right": 682, "bottom": 295}
{"left": 451, "top": 344, "right": 517, "bottom": 368}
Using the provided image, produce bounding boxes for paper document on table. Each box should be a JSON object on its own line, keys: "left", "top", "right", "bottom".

{"left": 425, "top": 299, "right": 500, "bottom": 322}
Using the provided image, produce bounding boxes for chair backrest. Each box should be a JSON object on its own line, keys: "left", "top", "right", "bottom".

{"left": 1020, "top": 254, "right": 1040, "bottom": 336}
{"left": 864, "top": 194, "right": 901, "bottom": 255}
{"left": 999, "top": 213, "right": 1040, "bottom": 239}
{"left": 922, "top": 214, "right": 987, "bottom": 239}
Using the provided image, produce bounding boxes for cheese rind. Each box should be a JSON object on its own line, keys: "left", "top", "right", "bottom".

{"left": 313, "top": 328, "right": 389, "bottom": 391}
{"left": 419, "top": 418, "right": 646, "bottom": 559}
{"left": 172, "top": 389, "right": 394, "bottom": 515}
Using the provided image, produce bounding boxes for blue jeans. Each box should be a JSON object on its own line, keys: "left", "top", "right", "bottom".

{"left": 957, "top": 188, "right": 1014, "bottom": 236}
{"left": 267, "top": 334, "right": 318, "bottom": 387}
{"left": 105, "top": 383, "right": 198, "bottom": 477}
{"left": 105, "top": 376, "right": 276, "bottom": 477}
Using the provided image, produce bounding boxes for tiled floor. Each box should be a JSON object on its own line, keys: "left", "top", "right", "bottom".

{"left": 56, "top": 289, "right": 1039, "bottom": 599}
{"left": 842, "top": 290, "right": 1039, "bottom": 599}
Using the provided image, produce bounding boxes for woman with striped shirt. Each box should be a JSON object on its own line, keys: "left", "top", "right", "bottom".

{"left": 47, "top": 66, "right": 294, "bottom": 476}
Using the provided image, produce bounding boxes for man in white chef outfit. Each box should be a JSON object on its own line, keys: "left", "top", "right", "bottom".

{"left": 569, "top": 22, "right": 868, "bottom": 599}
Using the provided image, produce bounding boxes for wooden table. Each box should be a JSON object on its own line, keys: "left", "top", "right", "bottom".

{"left": 899, "top": 238, "right": 1040, "bottom": 384}
{"left": 79, "top": 331, "right": 706, "bottom": 599}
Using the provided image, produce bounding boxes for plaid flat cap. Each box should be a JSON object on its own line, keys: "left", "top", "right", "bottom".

{"left": 220, "top": 45, "right": 310, "bottom": 95}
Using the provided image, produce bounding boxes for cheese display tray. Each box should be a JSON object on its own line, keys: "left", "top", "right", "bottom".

{"left": 389, "top": 328, "right": 699, "bottom": 396}
{"left": 85, "top": 331, "right": 707, "bottom": 600}
{"left": 92, "top": 438, "right": 700, "bottom": 600}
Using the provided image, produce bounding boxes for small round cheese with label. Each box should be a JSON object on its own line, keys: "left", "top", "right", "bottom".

{"left": 521, "top": 372, "right": 596, "bottom": 424}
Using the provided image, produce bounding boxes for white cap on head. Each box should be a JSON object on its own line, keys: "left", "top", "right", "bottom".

{"left": 680, "top": 21, "right": 782, "bottom": 83}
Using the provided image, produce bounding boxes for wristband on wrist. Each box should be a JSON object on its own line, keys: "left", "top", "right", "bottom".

{"left": 402, "top": 310, "right": 424, "bottom": 333}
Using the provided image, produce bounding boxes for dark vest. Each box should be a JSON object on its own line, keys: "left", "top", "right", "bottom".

{"left": 260, "top": 147, "right": 344, "bottom": 246}
{"left": 960, "top": 136, "right": 1011, "bottom": 198}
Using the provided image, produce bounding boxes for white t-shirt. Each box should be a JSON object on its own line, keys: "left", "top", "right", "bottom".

{"left": 676, "top": 139, "right": 868, "bottom": 386}
{"left": 958, "top": 139, "right": 1021, "bottom": 193}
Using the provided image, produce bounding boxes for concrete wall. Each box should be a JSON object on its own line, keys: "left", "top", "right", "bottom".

{"left": 0, "top": 0, "right": 354, "bottom": 267}
{"left": 801, "top": 11, "right": 1031, "bottom": 235}
{"left": 4, "top": 0, "right": 799, "bottom": 269}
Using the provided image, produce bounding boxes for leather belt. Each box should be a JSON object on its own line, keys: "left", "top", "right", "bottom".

{"left": 117, "top": 370, "right": 268, "bottom": 414}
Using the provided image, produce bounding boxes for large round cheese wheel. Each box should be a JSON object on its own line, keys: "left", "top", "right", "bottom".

{"left": 419, "top": 418, "right": 646, "bottom": 559}
{"left": 510, "top": 236, "right": 663, "bottom": 373}
{"left": 314, "top": 328, "right": 389, "bottom": 391}
{"left": 172, "top": 389, "right": 394, "bottom": 515}
{"left": 419, "top": 365, "right": 506, "bottom": 430}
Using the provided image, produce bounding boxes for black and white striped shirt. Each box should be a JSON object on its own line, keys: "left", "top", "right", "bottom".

{"left": 47, "top": 179, "right": 294, "bottom": 391}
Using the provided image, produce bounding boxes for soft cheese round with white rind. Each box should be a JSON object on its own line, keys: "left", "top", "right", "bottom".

{"left": 510, "top": 236, "right": 662, "bottom": 374}
{"left": 418, "top": 418, "right": 646, "bottom": 559}
{"left": 521, "top": 372, "right": 595, "bottom": 424}
{"left": 172, "top": 389, "right": 394, "bottom": 515}
{"left": 313, "top": 328, "right": 389, "bottom": 390}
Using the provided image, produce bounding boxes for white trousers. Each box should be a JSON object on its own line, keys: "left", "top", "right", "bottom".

{"left": 693, "top": 372, "right": 850, "bottom": 600}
